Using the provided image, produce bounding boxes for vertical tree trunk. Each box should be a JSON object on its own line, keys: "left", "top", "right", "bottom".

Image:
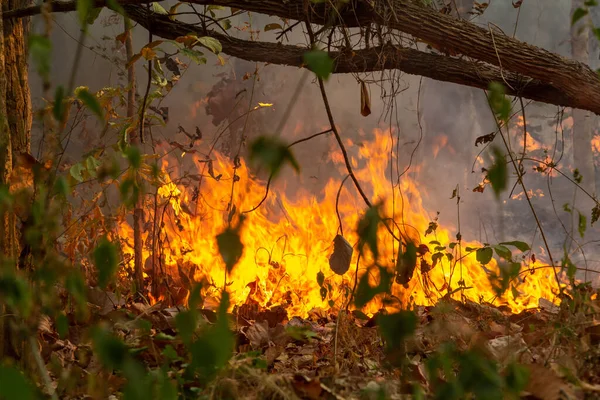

{"left": 125, "top": 20, "right": 144, "bottom": 294}
{"left": 0, "top": 0, "right": 12, "bottom": 362}
{"left": 3, "top": 0, "right": 31, "bottom": 155}
{"left": 0, "top": 0, "right": 33, "bottom": 361}
{"left": 571, "top": 0, "right": 595, "bottom": 197}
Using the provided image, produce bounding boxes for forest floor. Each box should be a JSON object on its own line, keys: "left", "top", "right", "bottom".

{"left": 36, "top": 287, "right": 600, "bottom": 400}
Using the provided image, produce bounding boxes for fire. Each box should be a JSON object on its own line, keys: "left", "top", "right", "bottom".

{"left": 119, "top": 128, "right": 561, "bottom": 316}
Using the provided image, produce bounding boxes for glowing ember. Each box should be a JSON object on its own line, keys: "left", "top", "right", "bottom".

{"left": 119, "top": 128, "right": 561, "bottom": 316}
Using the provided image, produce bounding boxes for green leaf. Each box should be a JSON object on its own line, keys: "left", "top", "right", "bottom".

{"left": 593, "top": 28, "right": 600, "bottom": 43}
{"left": 181, "top": 48, "right": 207, "bottom": 65}
{"left": 488, "top": 146, "right": 507, "bottom": 199}
{"left": 377, "top": 311, "right": 417, "bottom": 354}
{"left": 354, "top": 266, "right": 392, "bottom": 308}
{"left": 105, "top": 0, "right": 125, "bottom": 14}
{"left": 198, "top": 36, "right": 222, "bottom": 54}
{"left": 76, "top": 88, "right": 104, "bottom": 121}
{"left": 493, "top": 244, "right": 512, "bottom": 261}
{"left": 54, "top": 176, "right": 70, "bottom": 198}
{"left": 511, "top": 285, "right": 519, "bottom": 301}
{"left": 29, "top": 34, "right": 52, "bottom": 80}
{"left": 487, "top": 82, "right": 511, "bottom": 123}
{"left": 303, "top": 49, "right": 334, "bottom": 80}
{"left": 476, "top": 247, "right": 493, "bottom": 265}
{"left": 0, "top": 365, "right": 35, "bottom": 400}
{"left": 93, "top": 236, "right": 118, "bottom": 288}
{"left": 499, "top": 241, "right": 530, "bottom": 252}
{"left": 562, "top": 252, "right": 577, "bottom": 281}
{"left": 188, "top": 283, "right": 203, "bottom": 310}
{"left": 264, "top": 23, "right": 283, "bottom": 31}
{"left": 504, "top": 362, "right": 530, "bottom": 396}
{"left": 124, "top": 146, "right": 141, "bottom": 169}
{"left": 220, "top": 19, "right": 232, "bottom": 30}
{"left": 86, "top": 7, "right": 102, "bottom": 25}
{"left": 248, "top": 136, "right": 300, "bottom": 179}
{"left": 53, "top": 85, "right": 66, "bottom": 122}
{"left": 92, "top": 327, "right": 129, "bottom": 369}
{"left": 56, "top": 313, "right": 69, "bottom": 338}
{"left": 162, "top": 345, "right": 179, "bottom": 360}
{"left": 0, "top": 275, "right": 32, "bottom": 316}
{"left": 151, "top": 2, "right": 168, "bottom": 14}
{"left": 175, "top": 310, "right": 198, "bottom": 344}
{"left": 86, "top": 156, "right": 101, "bottom": 178}
{"left": 216, "top": 224, "right": 244, "bottom": 274}
{"left": 578, "top": 211, "right": 587, "bottom": 238}
{"left": 572, "top": 7, "right": 588, "bottom": 25}
{"left": 70, "top": 163, "right": 85, "bottom": 182}
{"left": 356, "top": 204, "right": 381, "bottom": 260}
{"left": 77, "top": 0, "right": 93, "bottom": 26}
{"left": 189, "top": 291, "right": 233, "bottom": 382}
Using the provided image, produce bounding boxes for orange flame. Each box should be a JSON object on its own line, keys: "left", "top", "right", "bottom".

{"left": 119, "top": 128, "right": 560, "bottom": 316}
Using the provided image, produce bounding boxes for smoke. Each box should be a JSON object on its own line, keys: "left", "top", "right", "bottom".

{"left": 26, "top": 0, "right": 600, "bottom": 282}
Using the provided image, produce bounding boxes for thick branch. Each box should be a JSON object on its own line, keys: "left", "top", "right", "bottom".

{"left": 123, "top": 5, "right": 600, "bottom": 114}
{"left": 6, "top": 0, "right": 600, "bottom": 113}
{"left": 185, "top": 0, "right": 600, "bottom": 88}
{"left": 1, "top": 0, "right": 157, "bottom": 19}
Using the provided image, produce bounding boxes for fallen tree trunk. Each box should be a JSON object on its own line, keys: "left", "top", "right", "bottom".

{"left": 124, "top": 5, "right": 596, "bottom": 114}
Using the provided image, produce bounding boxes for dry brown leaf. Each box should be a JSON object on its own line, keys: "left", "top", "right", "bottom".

{"left": 245, "top": 320, "right": 271, "bottom": 349}
{"left": 329, "top": 235, "right": 353, "bottom": 275}
{"left": 524, "top": 364, "right": 577, "bottom": 400}
{"left": 360, "top": 80, "right": 371, "bottom": 117}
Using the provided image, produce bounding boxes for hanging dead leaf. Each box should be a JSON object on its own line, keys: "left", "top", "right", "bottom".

{"left": 329, "top": 235, "right": 353, "bottom": 275}
{"left": 140, "top": 46, "right": 157, "bottom": 60}
{"left": 360, "top": 80, "right": 371, "bottom": 117}
{"left": 165, "top": 57, "right": 181, "bottom": 75}
{"left": 115, "top": 30, "right": 129, "bottom": 44}
{"left": 396, "top": 242, "right": 418, "bottom": 286}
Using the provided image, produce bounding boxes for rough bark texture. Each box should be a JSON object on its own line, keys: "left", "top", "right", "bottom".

{"left": 5, "top": 0, "right": 600, "bottom": 114}
{"left": 1, "top": 0, "right": 32, "bottom": 363}
{"left": 123, "top": 5, "right": 599, "bottom": 114}
{"left": 1, "top": 0, "right": 155, "bottom": 18}
{"left": 3, "top": 0, "right": 31, "bottom": 155}
{"left": 0, "top": 0, "right": 15, "bottom": 362}
{"left": 571, "top": 0, "right": 596, "bottom": 196}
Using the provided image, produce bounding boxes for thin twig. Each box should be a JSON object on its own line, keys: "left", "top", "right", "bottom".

{"left": 30, "top": 336, "right": 58, "bottom": 400}
{"left": 242, "top": 129, "right": 333, "bottom": 213}
{"left": 335, "top": 175, "right": 351, "bottom": 236}
{"left": 486, "top": 95, "right": 560, "bottom": 291}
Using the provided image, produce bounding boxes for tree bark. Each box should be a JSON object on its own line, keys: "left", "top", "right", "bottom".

{"left": 122, "top": 5, "right": 600, "bottom": 115}
{"left": 5, "top": 0, "right": 600, "bottom": 115}
{"left": 0, "top": 0, "right": 33, "bottom": 363}
{"left": 3, "top": 0, "right": 31, "bottom": 155}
